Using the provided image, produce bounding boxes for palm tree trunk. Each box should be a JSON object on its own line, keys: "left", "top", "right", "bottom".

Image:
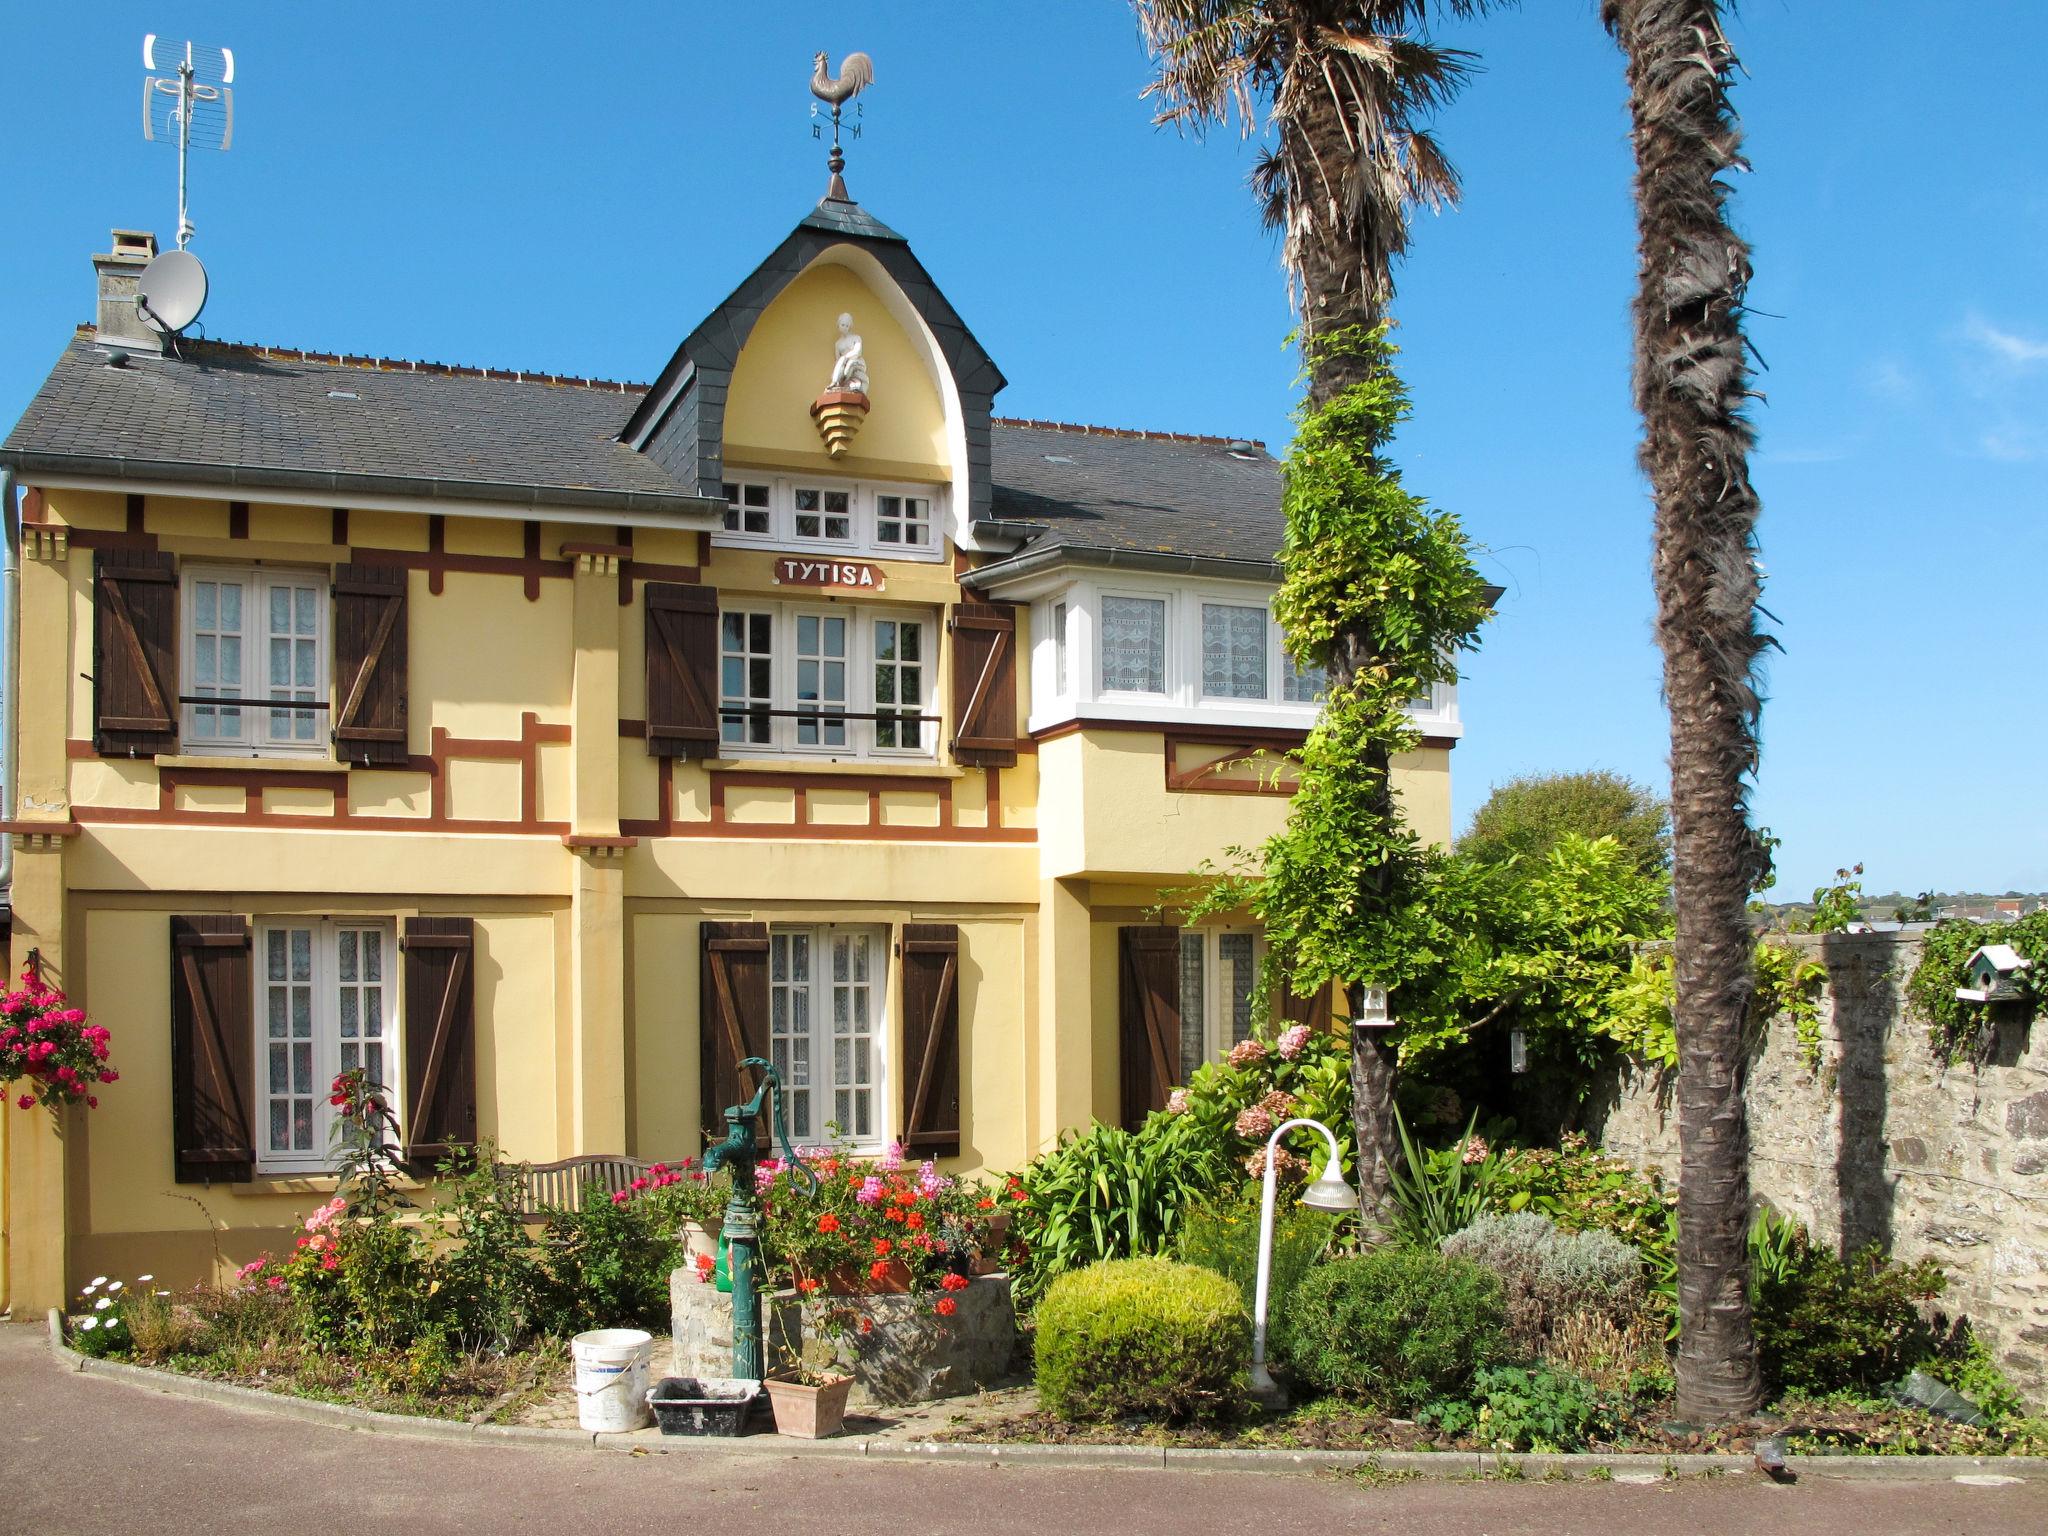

{"left": 1604, "top": 0, "right": 1767, "bottom": 1422}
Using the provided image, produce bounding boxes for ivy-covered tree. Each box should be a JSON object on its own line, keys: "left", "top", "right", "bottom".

{"left": 1132, "top": 1, "right": 1505, "bottom": 1224}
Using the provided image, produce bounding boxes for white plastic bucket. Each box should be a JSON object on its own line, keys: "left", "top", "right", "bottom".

{"left": 571, "top": 1328, "right": 654, "bottom": 1432}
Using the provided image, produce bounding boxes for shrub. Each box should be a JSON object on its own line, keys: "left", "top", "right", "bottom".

{"left": 1175, "top": 1188, "right": 1336, "bottom": 1333}
{"left": 1284, "top": 1248, "right": 1506, "bottom": 1412}
{"left": 1458, "top": 771, "right": 1670, "bottom": 876}
{"left": 1441, "top": 1211, "right": 1645, "bottom": 1357}
{"left": 432, "top": 1146, "right": 547, "bottom": 1350}
{"left": 1033, "top": 1258, "right": 1250, "bottom": 1422}
{"left": 1752, "top": 1233, "right": 1946, "bottom": 1396}
{"left": 1483, "top": 1133, "right": 1673, "bottom": 1257}
{"left": 1418, "top": 1364, "right": 1621, "bottom": 1452}
{"left": 1387, "top": 1109, "right": 1498, "bottom": 1245}
{"left": 1012, "top": 1117, "right": 1227, "bottom": 1305}
{"left": 535, "top": 1183, "right": 679, "bottom": 1335}
{"left": 122, "top": 1283, "right": 208, "bottom": 1363}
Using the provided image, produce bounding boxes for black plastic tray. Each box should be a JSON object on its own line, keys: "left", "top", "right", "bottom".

{"left": 648, "top": 1376, "right": 761, "bottom": 1436}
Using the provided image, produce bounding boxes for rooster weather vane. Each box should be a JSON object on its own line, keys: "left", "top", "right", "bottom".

{"left": 810, "top": 50, "right": 874, "bottom": 201}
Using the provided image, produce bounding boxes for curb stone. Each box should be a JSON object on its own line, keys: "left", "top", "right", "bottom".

{"left": 39, "top": 1314, "right": 2048, "bottom": 1482}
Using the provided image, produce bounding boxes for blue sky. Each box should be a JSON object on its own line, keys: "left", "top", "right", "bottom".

{"left": 3, "top": 4, "right": 2042, "bottom": 897}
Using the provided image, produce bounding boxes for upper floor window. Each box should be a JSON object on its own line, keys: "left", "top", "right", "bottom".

{"left": 1200, "top": 603, "right": 1269, "bottom": 700}
{"left": 1282, "top": 651, "right": 1327, "bottom": 703}
{"left": 182, "top": 566, "right": 327, "bottom": 756}
{"left": 1100, "top": 595, "right": 1167, "bottom": 694}
{"left": 258, "top": 918, "right": 399, "bottom": 1173}
{"left": 719, "top": 603, "right": 934, "bottom": 758}
{"left": 716, "top": 473, "right": 944, "bottom": 561}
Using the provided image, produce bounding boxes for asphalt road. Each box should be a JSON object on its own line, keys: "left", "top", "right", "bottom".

{"left": 1, "top": 1322, "right": 2041, "bottom": 1536}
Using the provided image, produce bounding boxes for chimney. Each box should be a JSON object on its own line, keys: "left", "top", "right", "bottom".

{"left": 94, "top": 229, "right": 163, "bottom": 351}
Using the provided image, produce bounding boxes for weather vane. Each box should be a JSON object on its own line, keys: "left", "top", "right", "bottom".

{"left": 809, "top": 50, "right": 874, "bottom": 202}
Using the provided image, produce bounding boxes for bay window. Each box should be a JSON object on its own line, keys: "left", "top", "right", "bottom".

{"left": 1100, "top": 594, "right": 1167, "bottom": 694}
{"left": 1200, "top": 602, "right": 1268, "bottom": 700}
{"left": 719, "top": 604, "right": 934, "bottom": 757}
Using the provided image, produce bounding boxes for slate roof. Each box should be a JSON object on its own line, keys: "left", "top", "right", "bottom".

{"left": 989, "top": 420, "right": 1284, "bottom": 569}
{"left": 1, "top": 332, "right": 711, "bottom": 516}
{"left": 2, "top": 331, "right": 1288, "bottom": 565}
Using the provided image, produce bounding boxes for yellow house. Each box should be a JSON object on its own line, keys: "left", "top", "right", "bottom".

{"left": 0, "top": 187, "right": 1465, "bottom": 1313}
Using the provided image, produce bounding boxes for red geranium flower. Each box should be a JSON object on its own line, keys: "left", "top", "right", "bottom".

{"left": 941, "top": 1272, "right": 970, "bottom": 1292}
{"left": 872, "top": 1238, "right": 892, "bottom": 1257}
{"left": 905, "top": 1211, "right": 925, "bottom": 1230}
{"left": 817, "top": 1212, "right": 840, "bottom": 1234}
{"left": 869, "top": 1259, "right": 892, "bottom": 1282}
{"left": 799, "top": 1277, "right": 821, "bottom": 1294}
{"left": 935, "top": 1297, "right": 957, "bottom": 1317}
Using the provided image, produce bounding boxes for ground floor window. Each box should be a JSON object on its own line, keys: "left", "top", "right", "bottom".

{"left": 769, "top": 925, "right": 887, "bottom": 1147}
{"left": 258, "top": 919, "right": 399, "bottom": 1171}
{"left": 1177, "top": 928, "right": 1261, "bottom": 1083}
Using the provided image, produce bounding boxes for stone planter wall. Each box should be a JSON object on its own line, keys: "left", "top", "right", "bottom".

{"left": 667, "top": 1272, "right": 799, "bottom": 1380}
{"left": 1589, "top": 930, "right": 2048, "bottom": 1407}
{"left": 822, "top": 1274, "right": 1022, "bottom": 1406}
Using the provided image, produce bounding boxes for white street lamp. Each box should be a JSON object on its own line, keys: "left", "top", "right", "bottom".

{"left": 1251, "top": 1116, "right": 1356, "bottom": 1398}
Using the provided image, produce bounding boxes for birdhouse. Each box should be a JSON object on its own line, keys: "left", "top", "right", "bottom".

{"left": 1351, "top": 985, "right": 1393, "bottom": 1030}
{"left": 1956, "top": 944, "right": 2033, "bottom": 1003}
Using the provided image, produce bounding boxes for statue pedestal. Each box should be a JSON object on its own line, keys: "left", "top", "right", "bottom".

{"left": 810, "top": 388, "right": 870, "bottom": 457}
{"left": 668, "top": 1270, "right": 799, "bottom": 1380}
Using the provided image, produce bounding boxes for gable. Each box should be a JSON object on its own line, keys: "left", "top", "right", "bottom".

{"left": 724, "top": 259, "right": 950, "bottom": 477}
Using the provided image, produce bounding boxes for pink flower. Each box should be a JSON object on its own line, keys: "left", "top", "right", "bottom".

{"left": 1227, "top": 1038, "right": 1268, "bottom": 1069}
{"left": 1257, "top": 1088, "right": 1297, "bottom": 1120}
{"left": 1276, "top": 1024, "right": 1311, "bottom": 1061}
{"left": 15, "top": 1094, "right": 34, "bottom": 1110}
{"left": 880, "top": 1141, "right": 906, "bottom": 1172}
{"left": 1460, "top": 1135, "right": 1490, "bottom": 1166}
{"left": 1234, "top": 1105, "right": 1274, "bottom": 1140}
{"left": 917, "top": 1161, "right": 951, "bottom": 1197}
{"left": 610, "top": 1190, "right": 631, "bottom": 1206}
{"left": 1165, "top": 1089, "right": 1191, "bottom": 1115}
{"left": 855, "top": 1176, "right": 885, "bottom": 1206}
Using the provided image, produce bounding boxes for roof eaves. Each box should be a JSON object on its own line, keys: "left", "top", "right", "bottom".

{"left": 962, "top": 538, "right": 1283, "bottom": 592}
{"left": 0, "top": 448, "right": 722, "bottom": 520}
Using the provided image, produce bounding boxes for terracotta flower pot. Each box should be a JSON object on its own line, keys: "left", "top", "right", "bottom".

{"left": 823, "top": 1259, "right": 913, "bottom": 1295}
{"left": 764, "top": 1371, "right": 855, "bottom": 1439}
{"left": 679, "top": 1218, "right": 722, "bottom": 1269}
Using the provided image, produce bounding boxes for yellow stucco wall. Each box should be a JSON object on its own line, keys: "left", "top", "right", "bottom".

{"left": 723, "top": 260, "right": 951, "bottom": 478}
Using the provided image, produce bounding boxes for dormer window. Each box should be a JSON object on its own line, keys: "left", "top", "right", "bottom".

{"left": 711, "top": 472, "right": 945, "bottom": 561}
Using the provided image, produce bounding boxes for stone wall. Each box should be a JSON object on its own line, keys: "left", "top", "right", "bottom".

{"left": 1590, "top": 931, "right": 2048, "bottom": 1407}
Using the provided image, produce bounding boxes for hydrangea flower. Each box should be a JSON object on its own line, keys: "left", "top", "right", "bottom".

{"left": 1276, "top": 1024, "right": 1312, "bottom": 1061}
{"left": 1227, "top": 1038, "right": 1267, "bottom": 1069}
{"left": 1234, "top": 1105, "right": 1274, "bottom": 1140}
{"left": 1165, "top": 1089, "right": 1191, "bottom": 1115}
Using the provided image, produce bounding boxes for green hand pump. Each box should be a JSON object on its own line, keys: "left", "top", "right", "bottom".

{"left": 701, "top": 1056, "right": 818, "bottom": 1381}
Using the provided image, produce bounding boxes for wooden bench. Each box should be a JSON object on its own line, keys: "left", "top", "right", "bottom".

{"left": 505, "top": 1154, "right": 671, "bottom": 1220}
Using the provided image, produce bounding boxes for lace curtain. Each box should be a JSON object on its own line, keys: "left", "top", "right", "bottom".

{"left": 1101, "top": 596, "right": 1166, "bottom": 692}
{"left": 1202, "top": 603, "right": 1267, "bottom": 699}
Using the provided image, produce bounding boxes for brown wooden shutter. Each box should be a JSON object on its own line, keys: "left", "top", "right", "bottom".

{"left": 332, "top": 564, "right": 410, "bottom": 767}
{"left": 94, "top": 550, "right": 179, "bottom": 756}
{"left": 899, "top": 924, "right": 963, "bottom": 1158}
{"left": 170, "top": 915, "right": 254, "bottom": 1182}
{"left": 1119, "top": 925, "right": 1182, "bottom": 1130}
{"left": 645, "top": 582, "right": 720, "bottom": 757}
{"left": 401, "top": 917, "right": 478, "bottom": 1165}
{"left": 699, "top": 921, "right": 771, "bottom": 1149}
{"left": 1278, "top": 973, "right": 1331, "bottom": 1030}
{"left": 948, "top": 601, "right": 1018, "bottom": 767}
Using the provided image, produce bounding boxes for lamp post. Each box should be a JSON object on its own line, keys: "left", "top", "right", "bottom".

{"left": 1251, "top": 1116, "right": 1357, "bottom": 1399}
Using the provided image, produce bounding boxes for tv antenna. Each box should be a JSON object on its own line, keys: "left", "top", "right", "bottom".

{"left": 141, "top": 34, "right": 235, "bottom": 250}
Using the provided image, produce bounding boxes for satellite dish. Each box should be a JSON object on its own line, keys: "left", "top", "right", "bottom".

{"left": 136, "top": 248, "right": 208, "bottom": 334}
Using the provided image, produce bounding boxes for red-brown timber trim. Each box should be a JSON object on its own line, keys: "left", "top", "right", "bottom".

{"left": 66, "top": 711, "right": 573, "bottom": 835}
{"left": 0, "top": 820, "right": 83, "bottom": 838}
{"left": 522, "top": 522, "right": 542, "bottom": 601}
{"left": 227, "top": 501, "right": 249, "bottom": 539}
{"left": 332, "top": 507, "right": 350, "bottom": 546}
{"left": 427, "top": 514, "right": 446, "bottom": 595}
{"left": 126, "top": 494, "right": 146, "bottom": 534}
{"left": 617, "top": 526, "right": 634, "bottom": 606}
{"left": 29, "top": 520, "right": 158, "bottom": 553}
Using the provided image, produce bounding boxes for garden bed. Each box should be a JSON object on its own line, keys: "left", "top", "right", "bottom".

{"left": 936, "top": 1391, "right": 2048, "bottom": 1459}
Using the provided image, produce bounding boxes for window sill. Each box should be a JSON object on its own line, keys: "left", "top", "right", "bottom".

{"left": 156, "top": 753, "right": 344, "bottom": 773}
{"left": 243, "top": 1171, "right": 429, "bottom": 1194}
{"left": 704, "top": 758, "right": 965, "bottom": 780}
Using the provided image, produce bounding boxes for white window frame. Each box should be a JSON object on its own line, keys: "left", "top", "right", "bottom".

{"left": 1023, "top": 576, "right": 1462, "bottom": 737}
{"left": 254, "top": 917, "right": 401, "bottom": 1175}
{"left": 1097, "top": 588, "right": 1174, "bottom": 699}
{"left": 180, "top": 564, "right": 330, "bottom": 757}
{"left": 717, "top": 601, "right": 938, "bottom": 760}
{"left": 708, "top": 470, "right": 948, "bottom": 562}
{"left": 1176, "top": 927, "right": 1265, "bottom": 1083}
{"left": 768, "top": 923, "right": 890, "bottom": 1150}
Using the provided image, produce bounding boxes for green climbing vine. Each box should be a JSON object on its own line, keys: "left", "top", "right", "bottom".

{"left": 1907, "top": 910, "right": 2047, "bottom": 1063}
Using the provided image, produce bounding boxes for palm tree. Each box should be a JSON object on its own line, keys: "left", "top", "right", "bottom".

{"left": 1602, "top": 0, "right": 1768, "bottom": 1422}
{"left": 1132, "top": 1, "right": 1499, "bottom": 1224}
